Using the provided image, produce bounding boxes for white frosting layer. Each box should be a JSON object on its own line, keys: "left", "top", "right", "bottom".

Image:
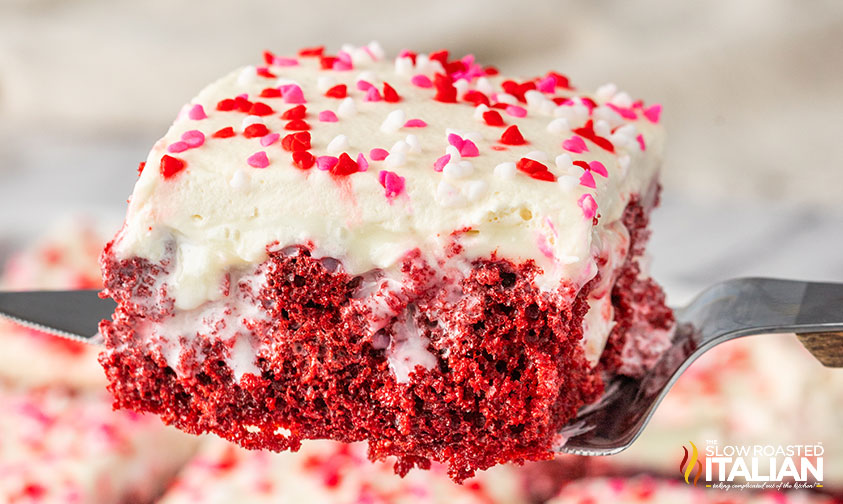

{"left": 111, "top": 45, "right": 664, "bottom": 366}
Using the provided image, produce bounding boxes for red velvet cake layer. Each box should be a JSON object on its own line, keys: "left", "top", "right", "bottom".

{"left": 99, "top": 199, "right": 671, "bottom": 482}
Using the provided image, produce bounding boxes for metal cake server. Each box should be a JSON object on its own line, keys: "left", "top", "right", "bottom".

{"left": 0, "top": 289, "right": 112, "bottom": 345}
{"left": 0, "top": 278, "right": 841, "bottom": 456}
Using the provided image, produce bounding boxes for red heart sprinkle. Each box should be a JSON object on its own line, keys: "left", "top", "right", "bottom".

{"left": 325, "top": 84, "right": 347, "bottom": 99}
{"left": 573, "top": 120, "right": 614, "bottom": 153}
{"left": 573, "top": 160, "right": 591, "bottom": 171}
{"left": 433, "top": 74, "right": 457, "bottom": 103}
{"left": 259, "top": 88, "right": 282, "bottom": 98}
{"left": 159, "top": 155, "right": 185, "bottom": 179}
{"left": 428, "top": 50, "right": 449, "bottom": 66}
{"left": 530, "top": 170, "right": 556, "bottom": 182}
{"left": 243, "top": 124, "right": 270, "bottom": 138}
{"left": 281, "top": 132, "right": 311, "bottom": 152}
{"left": 332, "top": 153, "right": 359, "bottom": 176}
{"left": 482, "top": 110, "right": 505, "bottom": 127}
{"left": 235, "top": 96, "right": 253, "bottom": 113}
{"left": 213, "top": 127, "right": 236, "bottom": 138}
{"left": 516, "top": 157, "right": 547, "bottom": 175}
{"left": 298, "top": 46, "right": 325, "bottom": 57}
{"left": 292, "top": 151, "right": 315, "bottom": 170}
{"left": 319, "top": 56, "right": 337, "bottom": 70}
{"left": 137, "top": 161, "right": 146, "bottom": 177}
{"left": 216, "top": 99, "right": 236, "bottom": 111}
{"left": 281, "top": 105, "right": 307, "bottom": 120}
{"left": 256, "top": 67, "right": 276, "bottom": 79}
{"left": 500, "top": 125, "right": 526, "bottom": 145}
{"left": 263, "top": 50, "right": 275, "bottom": 65}
{"left": 463, "top": 90, "right": 490, "bottom": 107}
{"left": 382, "top": 82, "right": 401, "bottom": 102}
{"left": 284, "top": 119, "right": 310, "bottom": 131}
{"left": 249, "top": 102, "right": 274, "bottom": 116}
{"left": 548, "top": 71, "right": 572, "bottom": 89}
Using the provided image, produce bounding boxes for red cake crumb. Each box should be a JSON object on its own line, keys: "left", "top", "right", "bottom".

{"left": 98, "top": 197, "right": 672, "bottom": 483}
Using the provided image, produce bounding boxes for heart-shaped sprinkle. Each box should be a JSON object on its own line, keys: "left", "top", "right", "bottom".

{"left": 643, "top": 104, "right": 662, "bottom": 123}
{"left": 404, "top": 119, "right": 427, "bottom": 128}
{"left": 562, "top": 136, "right": 588, "bottom": 153}
{"left": 579, "top": 170, "right": 596, "bottom": 188}
{"left": 292, "top": 151, "right": 315, "bottom": 170}
{"left": 505, "top": 105, "right": 527, "bottom": 118}
{"left": 282, "top": 85, "right": 306, "bottom": 104}
{"left": 181, "top": 130, "right": 205, "bottom": 148}
{"left": 318, "top": 110, "right": 338, "bottom": 122}
{"left": 188, "top": 104, "right": 207, "bottom": 120}
{"left": 365, "top": 87, "right": 382, "bottom": 102}
{"left": 159, "top": 155, "right": 186, "bottom": 179}
{"left": 578, "top": 194, "right": 598, "bottom": 219}
{"left": 357, "top": 153, "right": 369, "bottom": 172}
{"left": 260, "top": 133, "right": 280, "bottom": 147}
{"left": 378, "top": 170, "right": 406, "bottom": 199}
{"left": 588, "top": 161, "right": 608, "bottom": 177}
{"left": 316, "top": 156, "right": 338, "bottom": 171}
{"left": 434, "top": 154, "right": 451, "bottom": 172}
{"left": 247, "top": 151, "right": 269, "bottom": 168}
{"left": 410, "top": 75, "right": 433, "bottom": 88}
{"left": 369, "top": 148, "right": 389, "bottom": 161}
{"left": 167, "top": 141, "right": 189, "bottom": 153}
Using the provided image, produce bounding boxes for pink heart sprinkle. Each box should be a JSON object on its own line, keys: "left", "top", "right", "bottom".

{"left": 606, "top": 103, "right": 637, "bottom": 120}
{"left": 181, "top": 130, "right": 205, "bottom": 148}
{"left": 378, "top": 170, "right": 406, "bottom": 199}
{"left": 357, "top": 80, "right": 375, "bottom": 91}
{"left": 460, "top": 140, "right": 479, "bottom": 158}
{"left": 273, "top": 57, "right": 299, "bottom": 67}
{"left": 433, "top": 154, "right": 451, "bottom": 172}
{"left": 357, "top": 153, "right": 369, "bottom": 172}
{"left": 537, "top": 75, "right": 556, "bottom": 93}
{"left": 318, "top": 110, "right": 338, "bottom": 122}
{"left": 404, "top": 119, "right": 427, "bottom": 128}
{"left": 337, "top": 51, "right": 352, "bottom": 65}
{"left": 636, "top": 134, "right": 646, "bottom": 151}
{"left": 410, "top": 75, "right": 433, "bottom": 88}
{"left": 505, "top": 105, "right": 527, "bottom": 118}
{"left": 562, "top": 136, "right": 588, "bottom": 153}
{"left": 260, "top": 133, "right": 280, "bottom": 147}
{"left": 588, "top": 161, "right": 608, "bottom": 177}
{"left": 188, "top": 104, "right": 207, "bottom": 120}
{"left": 316, "top": 156, "right": 338, "bottom": 171}
{"left": 282, "top": 85, "right": 306, "bottom": 104}
{"left": 447, "top": 134, "right": 465, "bottom": 151}
{"left": 332, "top": 60, "right": 353, "bottom": 71}
{"left": 579, "top": 170, "right": 596, "bottom": 188}
{"left": 369, "top": 148, "right": 389, "bottom": 161}
{"left": 365, "top": 87, "right": 382, "bottom": 102}
{"left": 167, "top": 141, "right": 189, "bottom": 153}
{"left": 643, "top": 104, "right": 662, "bottom": 123}
{"left": 247, "top": 151, "right": 269, "bottom": 168}
{"left": 578, "top": 194, "right": 598, "bottom": 219}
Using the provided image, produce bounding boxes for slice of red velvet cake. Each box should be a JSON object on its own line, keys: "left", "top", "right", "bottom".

{"left": 99, "top": 43, "right": 674, "bottom": 482}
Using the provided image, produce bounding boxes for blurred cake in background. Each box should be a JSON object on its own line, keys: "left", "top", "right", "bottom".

{"left": 547, "top": 476, "right": 833, "bottom": 504}
{"left": 0, "top": 386, "right": 197, "bottom": 504}
{"left": 157, "top": 438, "right": 526, "bottom": 504}
{"left": 0, "top": 217, "right": 105, "bottom": 389}
{"left": 613, "top": 335, "right": 843, "bottom": 485}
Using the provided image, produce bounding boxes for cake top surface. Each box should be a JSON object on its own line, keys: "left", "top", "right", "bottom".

{"left": 114, "top": 42, "right": 664, "bottom": 310}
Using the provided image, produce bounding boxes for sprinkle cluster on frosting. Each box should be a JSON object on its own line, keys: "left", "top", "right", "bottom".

{"left": 147, "top": 42, "right": 661, "bottom": 219}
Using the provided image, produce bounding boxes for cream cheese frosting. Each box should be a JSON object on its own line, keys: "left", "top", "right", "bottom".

{"left": 112, "top": 43, "right": 664, "bottom": 363}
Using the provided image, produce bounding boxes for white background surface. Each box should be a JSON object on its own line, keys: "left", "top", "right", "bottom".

{"left": 1, "top": 0, "right": 841, "bottom": 304}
